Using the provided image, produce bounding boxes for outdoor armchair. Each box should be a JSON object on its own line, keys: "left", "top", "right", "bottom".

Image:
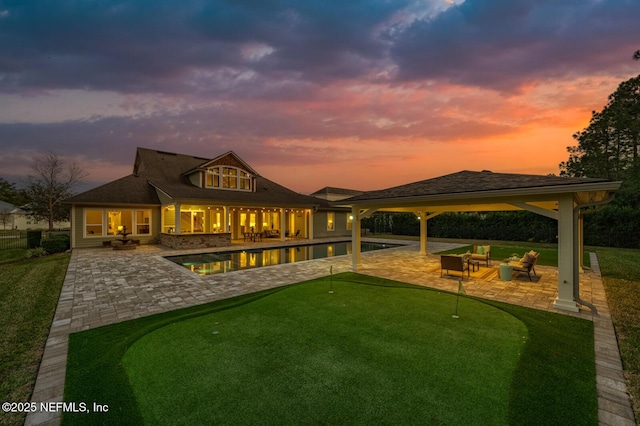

{"left": 508, "top": 251, "right": 539, "bottom": 281}
{"left": 471, "top": 245, "right": 491, "bottom": 266}
{"left": 440, "top": 254, "right": 470, "bottom": 279}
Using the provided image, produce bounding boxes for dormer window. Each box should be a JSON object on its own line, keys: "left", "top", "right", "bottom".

{"left": 205, "top": 166, "right": 252, "bottom": 191}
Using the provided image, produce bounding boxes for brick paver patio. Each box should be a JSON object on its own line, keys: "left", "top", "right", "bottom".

{"left": 25, "top": 239, "right": 635, "bottom": 425}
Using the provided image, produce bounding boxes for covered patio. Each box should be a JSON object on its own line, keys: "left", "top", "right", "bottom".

{"left": 339, "top": 170, "right": 622, "bottom": 313}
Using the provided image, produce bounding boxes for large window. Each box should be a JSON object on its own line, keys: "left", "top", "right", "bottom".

{"left": 327, "top": 212, "right": 335, "bottom": 231}
{"left": 85, "top": 210, "right": 103, "bottom": 236}
{"left": 84, "top": 209, "right": 152, "bottom": 237}
{"left": 205, "top": 166, "right": 252, "bottom": 191}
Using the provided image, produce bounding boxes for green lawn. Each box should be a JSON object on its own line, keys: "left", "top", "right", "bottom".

{"left": 592, "top": 246, "right": 640, "bottom": 421}
{"left": 0, "top": 250, "right": 69, "bottom": 426}
{"left": 64, "top": 273, "right": 597, "bottom": 425}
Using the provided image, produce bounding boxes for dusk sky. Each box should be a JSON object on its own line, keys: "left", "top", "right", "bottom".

{"left": 1, "top": 0, "right": 639, "bottom": 194}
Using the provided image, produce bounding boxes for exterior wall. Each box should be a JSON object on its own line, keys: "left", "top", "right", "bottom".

{"left": 155, "top": 188, "right": 175, "bottom": 205}
{"left": 8, "top": 213, "right": 69, "bottom": 230}
{"left": 72, "top": 205, "right": 161, "bottom": 248}
{"left": 313, "top": 210, "right": 351, "bottom": 238}
{"left": 161, "top": 232, "right": 232, "bottom": 249}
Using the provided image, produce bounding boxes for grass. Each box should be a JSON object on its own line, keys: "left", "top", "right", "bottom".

{"left": 64, "top": 273, "right": 597, "bottom": 425}
{"left": 0, "top": 249, "right": 70, "bottom": 426}
{"left": 2, "top": 237, "right": 635, "bottom": 424}
{"left": 592, "top": 246, "right": 640, "bottom": 421}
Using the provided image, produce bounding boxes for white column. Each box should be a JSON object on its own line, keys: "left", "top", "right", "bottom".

{"left": 352, "top": 207, "right": 361, "bottom": 270}
{"left": 174, "top": 203, "right": 181, "bottom": 234}
{"left": 554, "top": 195, "right": 579, "bottom": 312}
{"left": 71, "top": 205, "right": 76, "bottom": 248}
{"left": 578, "top": 211, "right": 585, "bottom": 273}
{"left": 419, "top": 213, "right": 427, "bottom": 255}
{"left": 280, "top": 208, "right": 286, "bottom": 241}
{"left": 308, "top": 209, "right": 314, "bottom": 240}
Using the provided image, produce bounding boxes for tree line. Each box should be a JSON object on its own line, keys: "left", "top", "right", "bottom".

{"left": 364, "top": 209, "right": 639, "bottom": 249}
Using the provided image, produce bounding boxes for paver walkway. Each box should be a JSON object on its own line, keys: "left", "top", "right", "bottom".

{"left": 26, "top": 239, "right": 635, "bottom": 425}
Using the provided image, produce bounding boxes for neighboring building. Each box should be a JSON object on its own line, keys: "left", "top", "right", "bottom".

{"left": 310, "top": 187, "right": 364, "bottom": 236}
{"left": 310, "top": 187, "right": 364, "bottom": 202}
{"left": 65, "top": 147, "right": 352, "bottom": 249}
{"left": 0, "top": 200, "right": 70, "bottom": 230}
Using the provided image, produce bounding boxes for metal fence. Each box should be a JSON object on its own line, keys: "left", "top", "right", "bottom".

{"left": 0, "top": 230, "right": 29, "bottom": 250}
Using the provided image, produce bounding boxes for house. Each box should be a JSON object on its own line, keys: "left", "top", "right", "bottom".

{"left": 0, "top": 200, "right": 70, "bottom": 230}
{"left": 310, "top": 187, "right": 364, "bottom": 202}
{"left": 65, "top": 148, "right": 352, "bottom": 249}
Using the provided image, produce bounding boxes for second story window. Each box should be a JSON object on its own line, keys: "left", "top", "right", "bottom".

{"left": 206, "top": 166, "right": 252, "bottom": 191}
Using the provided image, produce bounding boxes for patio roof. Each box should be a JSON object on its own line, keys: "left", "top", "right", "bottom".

{"left": 336, "top": 170, "right": 620, "bottom": 213}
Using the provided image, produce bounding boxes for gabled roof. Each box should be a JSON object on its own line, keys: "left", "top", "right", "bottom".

{"left": 67, "top": 147, "right": 321, "bottom": 208}
{"left": 0, "top": 200, "right": 20, "bottom": 213}
{"left": 182, "top": 151, "right": 260, "bottom": 176}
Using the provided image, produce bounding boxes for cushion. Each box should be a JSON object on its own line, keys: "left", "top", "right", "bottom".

{"left": 476, "top": 246, "right": 484, "bottom": 255}
{"left": 483, "top": 245, "right": 490, "bottom": 254}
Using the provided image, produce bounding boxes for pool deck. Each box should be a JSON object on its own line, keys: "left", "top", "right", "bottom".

{"left": 26, "top": 238, "right": 635, "bottom": 425}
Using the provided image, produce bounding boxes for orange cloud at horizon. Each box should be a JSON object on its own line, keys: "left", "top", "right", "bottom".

{"left": 254, "top": 76, "right": 619, "bottom": 194}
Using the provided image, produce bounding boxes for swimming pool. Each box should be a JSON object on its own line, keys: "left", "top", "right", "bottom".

{"left": 165, "top": 241, "right": 400, "bottom": 276}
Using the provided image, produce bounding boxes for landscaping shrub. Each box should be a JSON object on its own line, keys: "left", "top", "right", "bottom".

{"left": 26, "top": 247, "right": 48, "bottom": 258}
{"left": 583, "top": 205, "right": 640, "bottom": 248}
{"left": 373, "top": 207, "right": 639, "bottom": 248}
{"left": 26, "top": 230, "right": 42, "bottom": 249}
{"left": 41, "top": 234, "right": 70, "bottom": 254}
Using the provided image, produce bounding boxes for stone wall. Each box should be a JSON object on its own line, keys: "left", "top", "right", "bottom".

{"left": 160, "top": 233, "right": 232, "bottom": 249}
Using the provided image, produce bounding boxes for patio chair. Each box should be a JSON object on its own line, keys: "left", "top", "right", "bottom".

{"left": 470, "top": 245, "right": 491, "bottom": 266}
{"left": 509, "top": 251, "right": 539, "bottom": 281}
{"left": 440, "top": 254, "right": 470, "bottom": 279}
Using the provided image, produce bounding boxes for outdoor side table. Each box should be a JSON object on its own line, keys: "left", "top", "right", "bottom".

{"left": 499, "top": 264, "right": 513, "bottom": 281}
{"left": 468, "top": 259, "right": 480, "bottom": 272}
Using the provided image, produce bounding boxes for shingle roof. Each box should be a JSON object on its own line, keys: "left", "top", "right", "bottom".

{"left": 344, "top": 170, "right": 608, "bottom": 202}
{"left": 65, "top": 174, "right": 161, "bottom": 205}
{"left": 66, "top": 147, "right": 321, "bottom": 207}
{"left": 310, "top": 187, "right": 364, "bottom": 197}
{"left": 0, "top": 200, "right": 18, "bottom": 212}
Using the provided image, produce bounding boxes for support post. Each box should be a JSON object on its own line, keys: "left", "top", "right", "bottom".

{"left": 419, "top": 213, "right": 427, "bottom": 255}
{"left": 280, "top": 208, "right": 286, "bottom": 241}
{"left": 352, "top": 207, "right": 362, "bottom": 270}
{"left": 578, "top": 211, "right": 585, "bottom": 272}
{"left": 71, "top": 205, "right": 76, "bottom": 248}
{"left": 308, "top": 209, "right": 314, "bottom": 240}
{"left": 554, "top": 195, "right": 579, "bottom": 312}
{"left": 174, "top": 203, "right": 181, "bottom": 235}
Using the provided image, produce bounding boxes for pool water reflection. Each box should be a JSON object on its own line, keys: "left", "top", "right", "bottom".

{"left": 165, "top": 241, "right": 400, "bottom": 276}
